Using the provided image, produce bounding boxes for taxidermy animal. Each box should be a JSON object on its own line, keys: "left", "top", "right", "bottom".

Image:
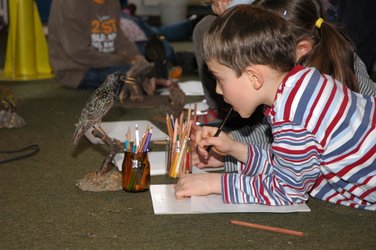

{"left": 72, "top": 72, "right": 127, "bottom": 145}
{"left": 119, "top": 58, "right": 155, "bottom": 103}
{"left": 0, "top": 85, "right": 25, "bottom": 128}
{"left": 73, "top": 57, "right": 155, "bottom": 145}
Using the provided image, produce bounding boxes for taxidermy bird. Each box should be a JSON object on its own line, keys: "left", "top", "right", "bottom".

{"left": 0, "top": 85, "right": 25, "bottom": 128}
{"left": 72, "top": 72, "right": 127, "bottom": 145}
{"left": 0, "top": 85, "right": 17, "bottom": 112}
{"left": 73, "top": 58, "right": 155, "bottom": 145}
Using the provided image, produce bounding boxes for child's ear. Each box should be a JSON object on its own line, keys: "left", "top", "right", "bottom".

{"left": 246, "top": 67, "right": 263, "bottom": 90}
{"left": 296, "top": 39, "right": 313, "bottom": 61}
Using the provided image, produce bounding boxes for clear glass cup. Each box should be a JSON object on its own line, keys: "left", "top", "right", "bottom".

{"left": 167, "top": 139, "right": 191, "bottom": 178}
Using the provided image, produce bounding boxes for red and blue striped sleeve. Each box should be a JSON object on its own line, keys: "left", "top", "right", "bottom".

{"left": 221, "top": 122, "right": 322, "bottom": 205}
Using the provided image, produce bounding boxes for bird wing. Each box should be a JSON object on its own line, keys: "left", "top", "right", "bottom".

{"left": 72, "top": 89, "right": 115, "bottom": 144}
{"left": 72, "top": 72, "right": 128, "bottom": 144}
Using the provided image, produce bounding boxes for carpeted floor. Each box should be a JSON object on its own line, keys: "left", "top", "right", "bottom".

{"left": 0, "top": 24, "right": 375, "bottom": 249}
{"left": 0, "top": 74, "right": 375, "bottom": 250}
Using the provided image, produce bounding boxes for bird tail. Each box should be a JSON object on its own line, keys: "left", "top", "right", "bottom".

{"left": 72, "top": 125, "right": 82, "bottom": 145}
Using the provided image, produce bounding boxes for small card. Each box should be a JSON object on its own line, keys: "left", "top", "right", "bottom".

{"left": 158, "top": 80, "right": 205, "bottom": 96}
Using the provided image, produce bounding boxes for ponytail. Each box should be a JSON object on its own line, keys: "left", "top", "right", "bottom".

{"left": 254, "top": 0, "right": 360, "bottom": 92}
{"left": 299, "top": 18, "right": 359, "bottom": 92}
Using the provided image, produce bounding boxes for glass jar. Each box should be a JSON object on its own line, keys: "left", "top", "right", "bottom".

{"left": 122, "top": 151, "right": 150, "bottom": 192}
{"left": 167, "top": 138, "right": 191, "bottom": 178}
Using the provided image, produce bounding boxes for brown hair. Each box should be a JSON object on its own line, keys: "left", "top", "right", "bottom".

{"left": 203, "top": 5, "right": 295, "bottom": 77}
{"left": 253, "top": 0, "right": 359, "bottom": 92}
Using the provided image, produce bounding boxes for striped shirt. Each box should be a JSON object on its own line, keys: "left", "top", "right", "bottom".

{"left": 221, "top": 66, "right": 376, "bottom": 210}
{"left": 225, "top": 55, "right": 376, "bottom": 173}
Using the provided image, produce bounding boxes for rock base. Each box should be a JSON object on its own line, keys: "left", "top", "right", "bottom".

{"left": 76, "top": 170, "right": 122, "bottom": 192}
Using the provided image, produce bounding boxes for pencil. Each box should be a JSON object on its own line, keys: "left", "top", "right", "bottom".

{"left": 126, "top": 127, "right": 131, "bottom": 151}
{"left": 229, "top": 220, "right": 304, "bottom": 237}
{"left": 193, "top": 103, "right": 198, "bottom": 124}
{"left": 142, "top": 127, "right": 153, "bottom": 152}
{"left": 166, "top": 113, "right": 173, "bottom": 139}
{"left": 135, "top": 124, "right": 140, "bottom": 147}
{"left": 206, "top": 108, "right": 233, "bottom": 153}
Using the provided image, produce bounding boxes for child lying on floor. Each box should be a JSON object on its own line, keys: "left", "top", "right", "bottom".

{"left": 174, "top": 5, "right": 376, "bottom": 210}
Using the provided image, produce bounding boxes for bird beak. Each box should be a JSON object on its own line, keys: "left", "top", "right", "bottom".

{"left": 124, "top": 76, "right": 136, "bottom": 85}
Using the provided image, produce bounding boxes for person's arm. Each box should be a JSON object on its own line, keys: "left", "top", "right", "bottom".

{"left": 221, "top": 122, "right": 322, "bottom": 205}
{"left": 354, "top": 54, "right": 376, "bottom": 96}
{"left": 211, "top": 0, "right": 231, "bottom": 15}
{"left": 224, "top": 122, "right": 272, "bottom": 173}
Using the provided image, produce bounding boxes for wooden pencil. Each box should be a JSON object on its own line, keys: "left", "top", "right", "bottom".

{"left": 193, "top": 103, "right": 197, "bottom": 124}
{"left": 166, "top": 113, "right": 173, "bottom": 139}
{"left": 229, "top": 220, "right": 304, "bottom": 237}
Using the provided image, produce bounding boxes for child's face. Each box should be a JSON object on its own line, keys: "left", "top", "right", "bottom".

{"left": 207, "top": 60, "right": 261, "bottom": 118}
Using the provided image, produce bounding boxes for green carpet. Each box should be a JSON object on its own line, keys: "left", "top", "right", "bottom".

{"left": 0, "top": 78, "right": 375, "bottom": 250}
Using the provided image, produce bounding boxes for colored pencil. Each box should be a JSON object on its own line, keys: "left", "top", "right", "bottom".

{"left": 135, "top": 124, "right": 140, "bottom": 147}
{"left": 230, "top": 220, "right": 304, "bottom": 237}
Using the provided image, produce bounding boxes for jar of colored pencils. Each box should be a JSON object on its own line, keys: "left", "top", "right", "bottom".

{"left": 122, "top": 151, "right": 150, "bottom": 192}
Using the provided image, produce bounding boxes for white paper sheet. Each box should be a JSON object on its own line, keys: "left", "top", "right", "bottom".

{"left": 158, "top": 80, "right": 205, "bottom": 96}
{"left": 114, "top": 151, "right": 167, "bottom": 176}
{"left": 84, "top": 120, "right": 167, "bottom": 144}
{"left": 150, "top": 184, "right": 311, "bottom": 215}
{"left": 150, "top": 185, "right": 193, "bottom": 214}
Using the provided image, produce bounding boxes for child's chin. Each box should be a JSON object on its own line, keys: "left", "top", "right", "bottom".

{"left": 238, "top": 113, "right": 249, "bottom": 118}
{"left": 238, "top": 111, "right": 251, "bottom": 119}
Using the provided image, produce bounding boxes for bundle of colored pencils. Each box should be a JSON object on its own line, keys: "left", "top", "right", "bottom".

{"left": 122, "top": 150, "right": 150, "bottom": 192}
{"left": 123, "top": 125, "right": 153, "bottom": 153}
{"left": 165, "top": 106, "right": 196, "bottom": 178}
{"left": 122, "top": 125, "right": 152, "bottom": 192}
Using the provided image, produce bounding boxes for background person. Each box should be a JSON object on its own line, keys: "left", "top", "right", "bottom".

{"left": 48, "top": 0, "right": 144, "bottom": 89}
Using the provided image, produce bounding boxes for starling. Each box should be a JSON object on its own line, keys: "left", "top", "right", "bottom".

{"left": 0, "top": 85, "right": 17, "bottom": 112}
{"left": 72, "top": 72, "right": 127, "bottom": 144}
{"left": 0, "top": 85, "right": 25, "bottom": 128}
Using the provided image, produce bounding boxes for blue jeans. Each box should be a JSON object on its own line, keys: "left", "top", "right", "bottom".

{"left": 78, "top": 65, "right": 131, "bottom": 89}
{"left": 121, "top": 13, "right": 195, "bottom": 42}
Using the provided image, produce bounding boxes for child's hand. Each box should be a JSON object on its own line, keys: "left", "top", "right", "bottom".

{"left": 191, "top": 125, "right": 225, "bottom": 168}
{"left": 192, "top": 150, "right": 224, "bottom": 168}
{"left": 190, "top": 124, "right": 247, "bottom": 163}
{"left": 199, "top": 126, "right": 248, "bottom": 162}
{"left": 191, "top": 125, "right": 230, "bottom": 155}
{"left": 189, "top": 124, "right": 203, "bottom": 150}
{"left": 197, "top": 126, "right": 235, "bottom": 155}
{"left": 174, "top": 173, "right": 222, "bottom": 199}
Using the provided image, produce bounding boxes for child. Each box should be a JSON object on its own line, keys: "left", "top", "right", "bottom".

{"left": 174, "top": 5, "right": 376, "bottom": 210}
{"left": 193, "top": 0, "right": 257, "bottom": 125}
{"left": 192, "top": 0, "right": 376, "bottom": 180}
